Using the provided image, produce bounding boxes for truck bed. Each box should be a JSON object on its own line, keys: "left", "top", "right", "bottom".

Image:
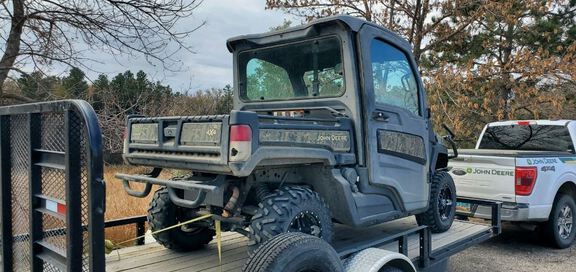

{"left": 457, "top": 149, "right": 574, "bottom": 158}
{"left": 105, "top": 217, "right": 492, "bottom": 272}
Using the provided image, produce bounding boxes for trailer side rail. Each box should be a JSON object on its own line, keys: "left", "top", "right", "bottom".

{"left": 335, "top": 197, "right": 501, "bottom": 270}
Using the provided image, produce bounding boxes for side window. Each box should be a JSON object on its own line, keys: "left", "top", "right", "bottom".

{"left": 370, "top": 39, "right": 420, "bottom": 115}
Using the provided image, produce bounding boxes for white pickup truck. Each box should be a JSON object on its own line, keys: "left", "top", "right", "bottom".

{"left": 449, "top": 120, "right": 576, "bottom": 248}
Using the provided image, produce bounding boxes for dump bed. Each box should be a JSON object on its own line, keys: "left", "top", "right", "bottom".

{"left": 123, "top": 110, "right": 357, "bottom": 176}
{"left": 124, "top": 114, "right": 232, "bottom": 173}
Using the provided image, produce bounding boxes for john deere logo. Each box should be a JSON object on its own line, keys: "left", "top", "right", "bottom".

{"left": 452, "top": 169, "right": 467, "bottom": 176}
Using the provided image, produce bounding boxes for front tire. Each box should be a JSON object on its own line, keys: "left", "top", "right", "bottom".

{"left": 147, "top": 187, "right": 215, "bottom": 251}
{"left": 544, "top": 194, "right": 576, "bottom": 249}
{"left": 416, "top": 171, "right": 456, "bottom": 233}
{"left": 249, "top": 186, "right": 333, "bottom": 247}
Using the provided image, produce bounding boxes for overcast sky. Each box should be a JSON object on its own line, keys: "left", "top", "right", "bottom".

{"left": 80, "top": 0, "right": 296, "bottom": 92}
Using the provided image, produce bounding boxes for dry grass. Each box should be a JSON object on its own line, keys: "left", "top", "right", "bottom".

{"left": 103, "top": 165, "right": 174, "bottom": 245}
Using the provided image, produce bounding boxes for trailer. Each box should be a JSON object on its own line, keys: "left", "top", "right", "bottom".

{"left": 0, "top": 100, "right": 501, "bottom": 272}
{"left": 105, "top": 205, "right": 500, "bottom": 272}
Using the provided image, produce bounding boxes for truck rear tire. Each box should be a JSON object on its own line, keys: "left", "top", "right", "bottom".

{"left": 544, "top": 194, "right": 576, "bottom": 249}
{"left": 249, "top": 186, "right": 333, "bottom": 247}
{"left": 242, "top": 232, "right": 343, "bottom": 272}
{"left": 416, "top": 171, "right": 456, "bottom": 233}
{"left": 147, "top": 187, "right": 215, "bottom": 251}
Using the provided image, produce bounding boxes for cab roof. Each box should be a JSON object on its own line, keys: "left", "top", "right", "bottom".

{"left": 226, "top": 15, "right": 412, "bottom": 53}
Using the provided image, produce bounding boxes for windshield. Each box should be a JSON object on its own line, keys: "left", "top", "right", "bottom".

{"left": 239, "top": 37, "right": 344, "bottom": 101}
{"left": 478, "top": 124, "right": 574, "bottom": 152}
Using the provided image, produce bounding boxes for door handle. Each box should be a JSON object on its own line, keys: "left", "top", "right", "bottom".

{"left": 372, "top": 111, "right": 389, "bottom": 122}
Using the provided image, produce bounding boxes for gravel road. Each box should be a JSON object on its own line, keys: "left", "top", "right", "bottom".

{"left": 449, "top": 223, "right": 576, "bottom": 272}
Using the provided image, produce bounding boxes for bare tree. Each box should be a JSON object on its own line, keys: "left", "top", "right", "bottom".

{"left": 0, "top": 0, "right": 205, "bottom": 101}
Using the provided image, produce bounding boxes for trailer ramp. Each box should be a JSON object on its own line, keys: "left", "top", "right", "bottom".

{"left": 0, "top": 100, "right": 105, "bottom": 272}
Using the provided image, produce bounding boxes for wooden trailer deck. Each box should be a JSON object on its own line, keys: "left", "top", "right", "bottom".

{"left": 105, "top": 217, "right": 492, "bottom": 272}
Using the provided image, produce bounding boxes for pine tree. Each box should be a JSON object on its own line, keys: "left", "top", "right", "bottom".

{"left": 62, "top": 67, "right": 88, "bottom": 99}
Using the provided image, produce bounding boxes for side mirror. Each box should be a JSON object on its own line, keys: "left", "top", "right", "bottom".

{"left": 426, "top": 108, "right": 432, "bottom": 119}
{"left": 441, "top": 124, "right": 458, "bottom": 159}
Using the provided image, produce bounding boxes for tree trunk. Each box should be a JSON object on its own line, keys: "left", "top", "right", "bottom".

{"left": 0, "top": 0, "right": 26, "bottom": 99}
{"left": 500, "top": 23, "right": 515, "bottom": 120}
{"left": 412, "top": 0, "right": 429, "bottom": 63}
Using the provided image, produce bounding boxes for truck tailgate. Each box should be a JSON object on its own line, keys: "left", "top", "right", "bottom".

{"left": 450, "top": 151, "right": 516, "bottom": 202}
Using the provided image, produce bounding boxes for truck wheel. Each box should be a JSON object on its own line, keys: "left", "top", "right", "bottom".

{"left": 544, "top": 194, "right": 576, "bottom": 249}
{"left": 242, "top": 232, "right": 343, "bottom": 272}
{"left": 249, "top": 186, "right": 333, "bottom": 247}
{"left": 416, "top": 171, "right": 456, "bottom": 233}
{"left": 147, "top": 187, "right": 214, "bottom": 251}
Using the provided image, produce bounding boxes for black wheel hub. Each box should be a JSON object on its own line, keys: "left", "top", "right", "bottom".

{"left": 438, "top": 184, "right": 454, "bottom": 222}
{"left": 288, "top": 211, "right": 322, "bottom": 237}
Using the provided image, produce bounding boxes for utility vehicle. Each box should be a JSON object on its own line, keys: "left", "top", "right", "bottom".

{"left": 117, "top": 15, "right": 459, "bottom": 251}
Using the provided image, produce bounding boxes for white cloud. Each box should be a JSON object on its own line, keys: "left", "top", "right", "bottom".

{"left": 81, "top": 0, "right": 296, "bottom": 91}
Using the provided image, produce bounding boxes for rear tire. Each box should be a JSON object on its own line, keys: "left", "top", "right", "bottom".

{"left": 416, "top": 171, "right": 456, "bottom": 233}
{"left": 242, "top": 232, "right": 343, "bottom": 272}
{"left": 544, "top": 194, "right": 576, "bottom": 249}
{"left": 147, "top": 187, "right": 214, "bottom": 251}
{"left": 249, "top": 186, "right": 333, "bottom": 247}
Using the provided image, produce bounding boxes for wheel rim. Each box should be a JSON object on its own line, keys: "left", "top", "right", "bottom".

{"left": 558, "top": 205, "right": 573, "bottom": 240}
{"left": 288, "top": 211, "right": 322, "bottom": 237}
{"left": 178, "top": 210, "right": 205, "bottom": 235}
{"left": 438, "top": 184, "right": 454, "bottom": 222}
{"left": 181, "top": 224, "right": 204, "bottom": 234}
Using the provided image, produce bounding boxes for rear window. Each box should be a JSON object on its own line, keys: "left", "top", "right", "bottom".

{"left": 478, "top": 125, "right": 574, "bottom": 152}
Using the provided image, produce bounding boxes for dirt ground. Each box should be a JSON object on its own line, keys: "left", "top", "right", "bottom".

{"left": 448, "top": 223, "right": 576, "bottom": 272}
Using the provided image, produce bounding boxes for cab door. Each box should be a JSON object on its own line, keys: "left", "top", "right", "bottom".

{"left": 359, "top": 25, "right": 430, "bottom": 211}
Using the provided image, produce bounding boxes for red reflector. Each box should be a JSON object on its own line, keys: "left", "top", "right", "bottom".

{"left": 42, "top": 199, "right": 67, "bottom": 215}
{"left": 515, "top": 166, "right": 537, "bottom": 196}
{"left": 517, "top": 121, "right": 530, "bottom": 126}
{"left": 230, "top": 125, "right": 252, "bottom": 142}
{"left": 57, "top": 203, "right": 67, "bottom": 214}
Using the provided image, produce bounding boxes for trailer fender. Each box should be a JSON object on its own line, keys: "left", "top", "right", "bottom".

{"left": 343, "top": 248, "right": 416, "bottom": 272}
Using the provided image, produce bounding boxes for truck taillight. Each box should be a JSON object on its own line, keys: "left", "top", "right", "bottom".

{"left": 515, "top": 166, "right": 537, "bottom": 196}
{"left": 229, "top": 125, "right": 252, "bottom": 162}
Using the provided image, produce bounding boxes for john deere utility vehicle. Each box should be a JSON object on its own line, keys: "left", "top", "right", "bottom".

{"left": 116, "top": 15, "right": 458, "bottom": 251}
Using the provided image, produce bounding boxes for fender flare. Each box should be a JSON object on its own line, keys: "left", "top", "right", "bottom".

{"left": 343, "top": 248, "right": 416, "bottom": 272}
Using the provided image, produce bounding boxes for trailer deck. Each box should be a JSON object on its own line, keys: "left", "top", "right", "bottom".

{"left": 106, "top": 218, "right": 491, "bottom": 272}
